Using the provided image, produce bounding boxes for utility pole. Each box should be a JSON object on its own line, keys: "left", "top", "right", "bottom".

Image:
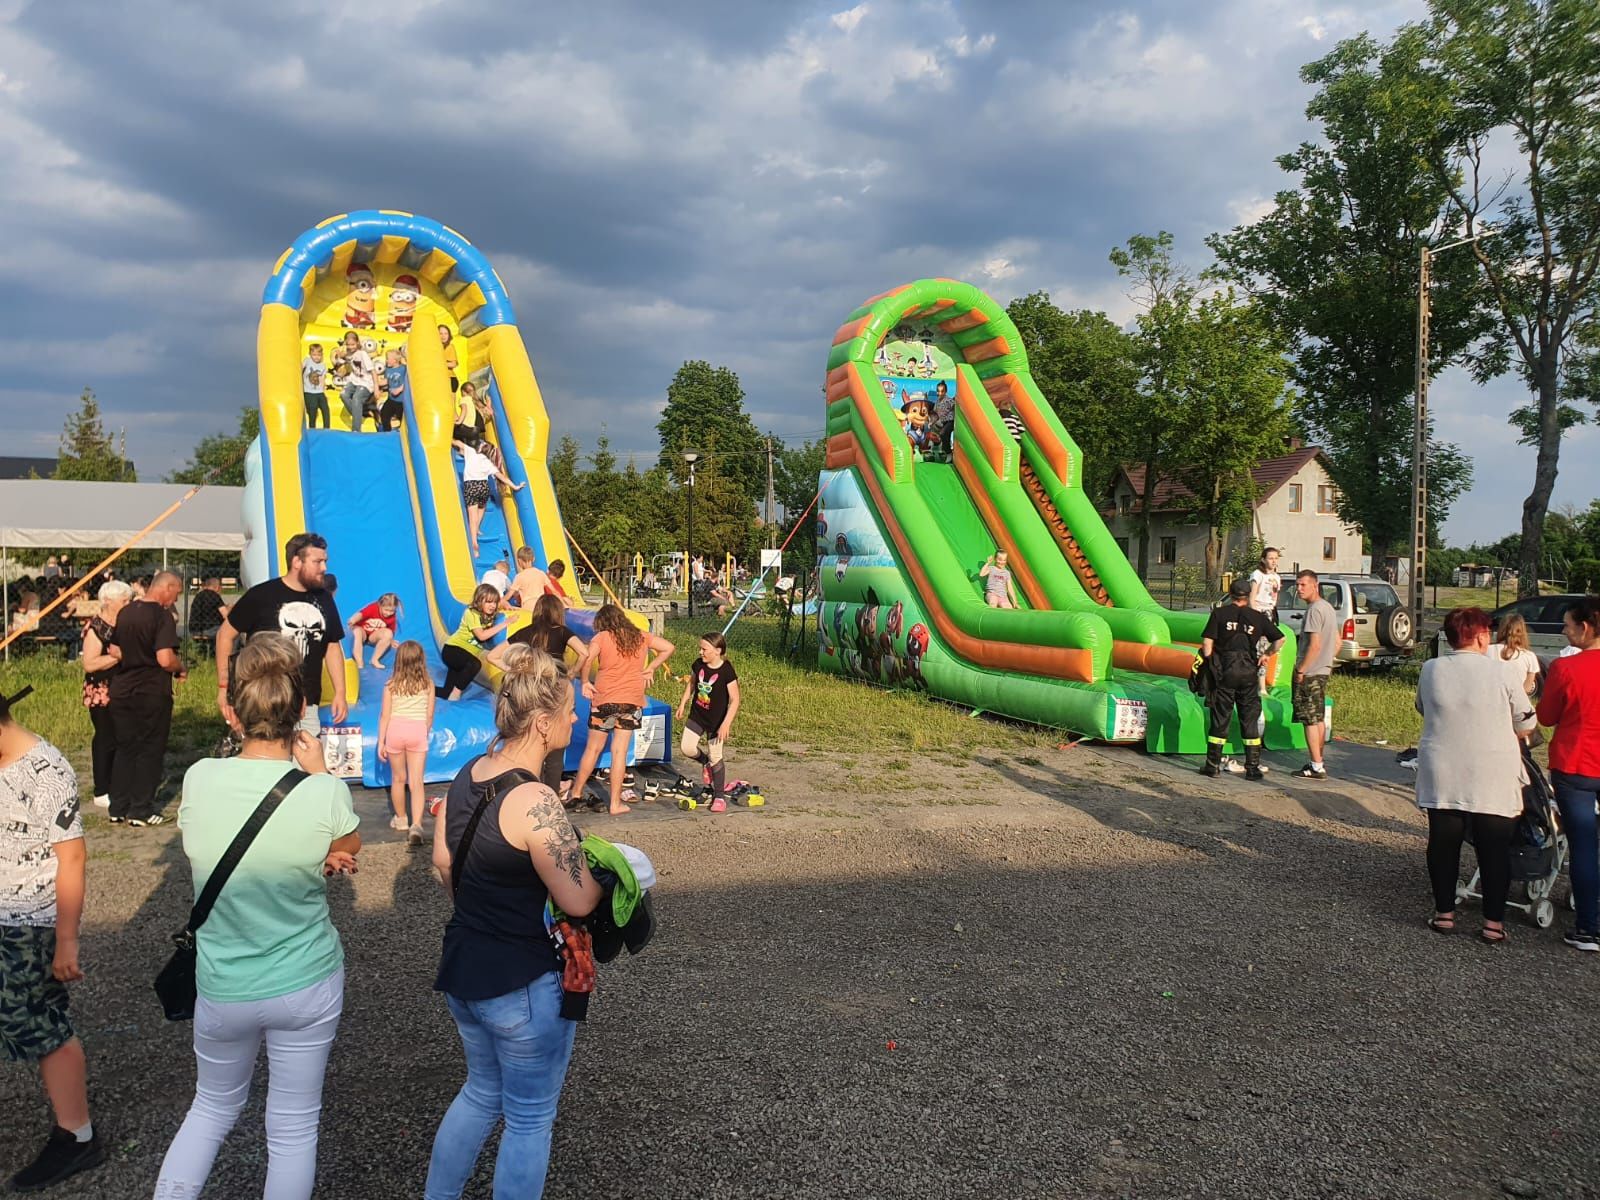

{"left": 765, "top": 437, "right": 777, "bottom": 550}
{"left": 1410, "top": 228, "right": 1498, "bottom": 631}
{"left": 1409, "top": 246, "right": 1430, "bottom": 631}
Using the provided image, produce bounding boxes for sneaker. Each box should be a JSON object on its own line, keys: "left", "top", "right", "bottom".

{"left": 1222, "top": 757, "right": 1244, "bottom": 774}
{"left": 92, "top": 795, "right": 110, "bottom": 809}
{"left": 108, "top": 816, "right": 125, "bottom": 825}
{"left": 127, "top": 819, "right": 145, "bottom": 828}
{"left": 427, "top": 795, "right": 444, "bottom": 817}
{"left": 389, "top": 815, "right": 409, "bottom": 832}
{"left": 145, "top": 813, "right": 166, "bottom": 826}
{"left": 10, "top": 1126, "right": 105, "bottom": 1192}
{"left": 1563, "top": 929, "right": 1600, "bottom": 953}
{"left": 708, "top": 795, "right": 728, "bottom": 813}
{"left": 1293, "top": 763, "right": 1327, "bottom": 779}
{"left": 407, "top": 825, "right": 424, "bottom": 847}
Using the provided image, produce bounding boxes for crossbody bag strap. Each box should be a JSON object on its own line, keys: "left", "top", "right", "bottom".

{"left": 186, "top": 767, "right": 307, "bottom": 935}
{"left": 450, "top": 765, "right": 538, "bottom": 898}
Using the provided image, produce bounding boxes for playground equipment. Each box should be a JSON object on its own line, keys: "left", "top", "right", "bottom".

{"left": 816, "top": 278, "right": 1305, "bottom": 754}
{"left": 242, "top": 211, "right": 670, "bottom": 784}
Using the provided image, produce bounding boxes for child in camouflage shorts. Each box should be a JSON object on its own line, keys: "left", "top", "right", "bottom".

{"left": 0, "top": 687, "right": 104, "bottom": 1190}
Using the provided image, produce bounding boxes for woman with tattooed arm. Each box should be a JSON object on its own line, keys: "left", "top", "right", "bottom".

{"left": 426, "top": 644, "right": 601, "bottom": 1200}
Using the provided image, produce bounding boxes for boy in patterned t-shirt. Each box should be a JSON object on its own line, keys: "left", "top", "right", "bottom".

{"left": 0, "top": 688, "right": 104, "bottom": 1190}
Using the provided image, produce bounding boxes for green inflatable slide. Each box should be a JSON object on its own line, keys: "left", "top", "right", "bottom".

{"left": 814, "top": 278, "right": 1306, "bottom": 754}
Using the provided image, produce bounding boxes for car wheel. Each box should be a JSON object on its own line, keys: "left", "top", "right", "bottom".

{"left": 1377, "top": 605, "right": 1414, "bottom": 650}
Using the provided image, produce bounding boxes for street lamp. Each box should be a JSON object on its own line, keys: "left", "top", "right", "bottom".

{"left": 683, "top": 448, "right": 701, "bottom": 618}
{"left": 1410, "top": 229, "right": 1498, "bottom": 630}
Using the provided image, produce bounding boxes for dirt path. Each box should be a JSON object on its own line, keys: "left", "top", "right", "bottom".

{"left": 4, "top": 741, "right": 1596, "bottom": 1199}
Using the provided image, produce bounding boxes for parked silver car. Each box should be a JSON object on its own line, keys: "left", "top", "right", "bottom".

{"left": 1430, "top": 593, "right": 1585, "bottom": 666}
{"left": 1277, "top": 574, "right": 1414, "bottom": 670}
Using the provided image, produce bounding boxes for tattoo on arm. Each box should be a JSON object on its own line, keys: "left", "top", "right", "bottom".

{"left": 524, "top": 788, "right": 586, "bottom": 885}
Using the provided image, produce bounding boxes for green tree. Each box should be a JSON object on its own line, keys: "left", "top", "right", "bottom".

{"left": 1162, "top": 292, "right": 1296, "bottom": 587}
{"left": 548, "top": 435, "right": 586, "bottom": 534}
{"left": 1207, "top": 33, "right": 1482, "bottom": 557}
{"left": 772, "top": 438, "right": 826, "bottom": 570}
{"left": 168, "top": 407, "right": 260, "bottom": 487}
{"left": 55, "top": 388, "right": 135, "bottom": 481}
{"left": 1005, "top": 293, "right": 1141, "bottom": 501}
{"left": 656, "top": 361, "right": 765, "bottom": 505}
{"left": 1109, "top": 232, "right": 1193, "bottom": 578}
{"left": 682, "top": 466, "right": 756, "bottom": 563}
{"left": 1380, "top": 0, "right": 1600, "bottom": 594}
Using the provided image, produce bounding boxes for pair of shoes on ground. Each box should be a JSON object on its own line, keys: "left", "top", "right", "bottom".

{"left": 1221, "top": 757, "right": 1270, "bottom": 776}
{"left": 1563, "top": 929, "right": 1600, "bottom": 953}
{"left": 110, "top": 814, "right": 165, "bottom": 827}
{"left": 11, "top": 1126, "right": 104, "bottom": 1192}
{"left": 389, "top": 815, "right": 426, "bottom": 844}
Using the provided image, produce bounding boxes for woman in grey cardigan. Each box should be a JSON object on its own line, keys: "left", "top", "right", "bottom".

{"left": 1415, "top": 607, "right": 1538, "bottom": 942}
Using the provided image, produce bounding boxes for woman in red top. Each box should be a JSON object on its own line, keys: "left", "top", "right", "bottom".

{"left": 348, "top": 593, "right": 400, "bottom": 670}
{"left": 1536, "top": 594, "right": 1600, "bottom": 952}
{"left": 564, "top": 604, "right": 673, "bottom": 815}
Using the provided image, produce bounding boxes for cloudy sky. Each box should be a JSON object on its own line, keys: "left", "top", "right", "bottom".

{"left": 1, "top": 0, "right": 1591, "bottom": 544}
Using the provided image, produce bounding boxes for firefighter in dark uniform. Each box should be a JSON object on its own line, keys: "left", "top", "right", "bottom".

{"left": 1198, "top": 578, "right": 1285, "bottom": 778}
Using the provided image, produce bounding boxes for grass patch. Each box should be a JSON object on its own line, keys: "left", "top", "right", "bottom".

{"left": 654, "top": 615, "right": 1050, "bottom": 756}
{"left": 2, "top": 651, "right": 223, "bottom": 801}
{"left": 1326, "top": 666, "right": 1422, "bottom": 747}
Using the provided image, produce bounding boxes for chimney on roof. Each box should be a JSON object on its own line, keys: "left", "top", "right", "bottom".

{"left": 1284, "top": 434, "right": 1304, "bottom": 451}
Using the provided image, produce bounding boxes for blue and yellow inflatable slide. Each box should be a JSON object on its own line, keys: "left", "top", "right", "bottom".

{"left": 240, "top": 211, "right": 671, "bottom": 785}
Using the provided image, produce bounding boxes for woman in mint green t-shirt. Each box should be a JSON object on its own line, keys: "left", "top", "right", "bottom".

{"left": 154, "top": 634, "right": 361, "bottom": 1200}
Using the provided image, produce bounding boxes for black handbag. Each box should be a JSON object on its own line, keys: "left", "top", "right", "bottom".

{"left": 154, "top": 768, "right": 306, "bottom": 1021}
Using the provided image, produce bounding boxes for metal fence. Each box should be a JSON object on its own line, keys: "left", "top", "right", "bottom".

{"left": 654, "top": 567, "right": 822, "bottom": 663}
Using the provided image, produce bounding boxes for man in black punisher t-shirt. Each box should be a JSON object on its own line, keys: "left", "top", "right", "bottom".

{"left": 1198, "top": 578, "right": 1284, "bottom": 780}
{"left": 215, "top": 532, "right": 346, "bottom": 735}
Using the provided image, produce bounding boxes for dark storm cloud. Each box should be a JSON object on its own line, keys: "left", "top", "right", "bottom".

{"left": 1, "top": 0, "right": 1586, "bottom": 541}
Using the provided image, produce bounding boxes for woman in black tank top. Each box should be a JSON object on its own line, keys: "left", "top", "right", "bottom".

{"left": 426, "top": 645, "right": 602, "bottom": 1200}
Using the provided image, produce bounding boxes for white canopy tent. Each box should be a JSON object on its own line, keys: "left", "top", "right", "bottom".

{"left": 0, "top": 480, "right": 244, "bottom": 552}
{"left": 2, "top": 480, "right": 244, "bottom": 660}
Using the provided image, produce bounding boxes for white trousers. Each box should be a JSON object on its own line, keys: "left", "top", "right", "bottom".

{"left": 153, "top": 969, "right": 344, "bottom": 1200}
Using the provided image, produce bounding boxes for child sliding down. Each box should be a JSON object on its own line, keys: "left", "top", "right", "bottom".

{"left": 676, "top": 633, "right": 741, "bottom": 813}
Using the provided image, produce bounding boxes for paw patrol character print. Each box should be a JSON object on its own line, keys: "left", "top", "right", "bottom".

{"left": 856, "top": 591, "right": 881, "bottom": 676}
{"left": 818, "top": 606, "right": 835, "bottom": 658}
{"left": 901, "top": 394, "right": 932, "bottom": 451}
{"left": 343, "top": 262, "right": 376, "bottom": 329}
{"left": 387, "top": 273, "right": 420, "bottom": 334}
{"left": 886, "top": 600, "right": 904, "bottom": 638}
{"left": 905, "top": 622, "right": 930, "bottom": 686}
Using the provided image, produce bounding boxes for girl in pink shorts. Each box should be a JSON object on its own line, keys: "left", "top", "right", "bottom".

{"left": 378, "top": 641, "right": 435, "bottom": 845}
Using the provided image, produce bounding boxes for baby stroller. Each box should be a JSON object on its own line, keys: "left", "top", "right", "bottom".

{"left": 1458, "top": 744, "right": 1569, "bottom": 928}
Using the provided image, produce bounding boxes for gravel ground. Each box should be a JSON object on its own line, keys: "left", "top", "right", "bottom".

{"left": 4, "top": 740, "right": 1598, "bottom": 1199}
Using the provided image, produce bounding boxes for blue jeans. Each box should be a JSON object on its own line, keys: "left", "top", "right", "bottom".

{"left": 1553, "top": 771, "right": 1600, "bottom": 934}
{"left": 425, "top": 972, "right": 576, "bottom": 1200}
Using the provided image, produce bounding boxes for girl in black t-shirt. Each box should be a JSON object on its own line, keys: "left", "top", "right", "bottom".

{"left": 675, "top": 633, "right": 741, "bottom": 811}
